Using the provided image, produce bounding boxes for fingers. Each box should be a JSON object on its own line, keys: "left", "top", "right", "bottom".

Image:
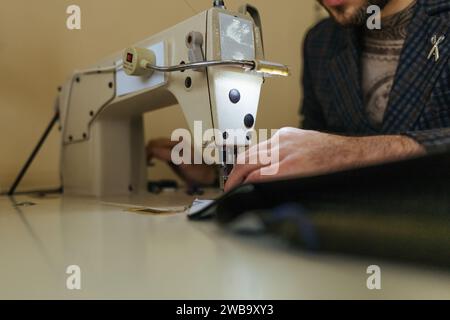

{"left": 226, "top": 161, "right": 284, "bottom": 192}
{"left": 224, "top": 162, "right": 265, "bottom": 192}
{"left": 225, "top": 139, "right": 277, "bottom": 192}
{"left": 147, "top": 138, "right": 179, "bottom": 153}
{"left": 150, "top": 147, "right": 173, "bottom": 162}
{"left": 243, "top": 168, "right": 268, "bottom": 185}
{"left": 243, "top": 162, "right": 283, "bottom": 185}
{"left": 147, "top": 138, "right": 179, "bottom": 149}
{"left": 147, "top": 138, "right": 179, "bottom": 162}
{"left": 235, "top": 138, "right": 270, "bottom": 165}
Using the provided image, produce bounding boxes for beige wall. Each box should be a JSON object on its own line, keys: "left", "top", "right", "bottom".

{"left": 0, "top": 0, "right": 320, "bottom": 193}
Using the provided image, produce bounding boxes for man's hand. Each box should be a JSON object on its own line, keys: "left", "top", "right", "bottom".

{"left": 225, "top": 127, "right": 426, "bottom": 192}
{"left": 147, "top": 138, "right": 217, "bottom": 186}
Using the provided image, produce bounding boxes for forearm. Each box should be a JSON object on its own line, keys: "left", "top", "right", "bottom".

{"left": 352, "top": 127, "right": 450, "bottom": 166}
{"left": 225, "top": 129, "right": 430, "bottom": 191}
{"left": 343, "top": 135, "right": 426, "bottom": 168}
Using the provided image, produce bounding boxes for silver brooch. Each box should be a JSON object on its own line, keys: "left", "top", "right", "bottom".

{"left": 427, "top": 35, "right": 445, "bottom": 62}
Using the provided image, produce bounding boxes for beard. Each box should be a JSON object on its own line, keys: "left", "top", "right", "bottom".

{"left": 347, "top": 0, "right": 389, "bottom": 26}
{"left": 320, "top": 0, "right": 389, "bottom": 26}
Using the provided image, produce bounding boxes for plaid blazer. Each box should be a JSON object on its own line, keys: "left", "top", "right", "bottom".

{"left": 300, "top": 0, "right": 450, "bottom": 153}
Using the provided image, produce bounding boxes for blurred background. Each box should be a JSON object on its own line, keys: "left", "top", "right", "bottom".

{"left": 0, "top": 0, "right": 327, "bottom": 193}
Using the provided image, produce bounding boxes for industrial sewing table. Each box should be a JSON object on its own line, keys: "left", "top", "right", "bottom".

{"left": 1, "top": 191, "right": 449, "bottom": 299}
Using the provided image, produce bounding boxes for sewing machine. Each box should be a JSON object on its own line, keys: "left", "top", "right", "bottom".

{"left": 57, "top": 0, "right": 288, "bottom": 197}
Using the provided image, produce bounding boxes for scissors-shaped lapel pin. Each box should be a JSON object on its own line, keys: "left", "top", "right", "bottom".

{"left": 427, "top": 35, "right": 445, "bottom": 62}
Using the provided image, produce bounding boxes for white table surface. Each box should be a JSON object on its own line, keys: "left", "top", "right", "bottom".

{"left": 0, "top": 192, "right": 449, "bottom": 300}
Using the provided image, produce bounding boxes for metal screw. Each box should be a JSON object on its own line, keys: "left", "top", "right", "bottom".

{"left": 185, "top": 77, "right": 192, "bottom": 88}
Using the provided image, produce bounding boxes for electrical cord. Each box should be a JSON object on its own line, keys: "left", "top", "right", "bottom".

{"left": 144, "top": 59, "right": 256, "bottom": 73}
{"left": 8, "top": 109, "right": 60, "bottom": 196}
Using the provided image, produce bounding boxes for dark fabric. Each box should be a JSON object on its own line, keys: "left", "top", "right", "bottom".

{"left": 300, "top": 0, "right": 450, "bottom": 153}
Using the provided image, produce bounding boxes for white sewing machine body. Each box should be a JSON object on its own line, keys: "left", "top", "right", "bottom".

{"left": 58, "top": 5, "right": 271, "bottom": 197}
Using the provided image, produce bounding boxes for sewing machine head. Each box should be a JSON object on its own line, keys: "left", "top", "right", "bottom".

{"left": 57, "top": 1, "right": 289, "bottom": 196}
